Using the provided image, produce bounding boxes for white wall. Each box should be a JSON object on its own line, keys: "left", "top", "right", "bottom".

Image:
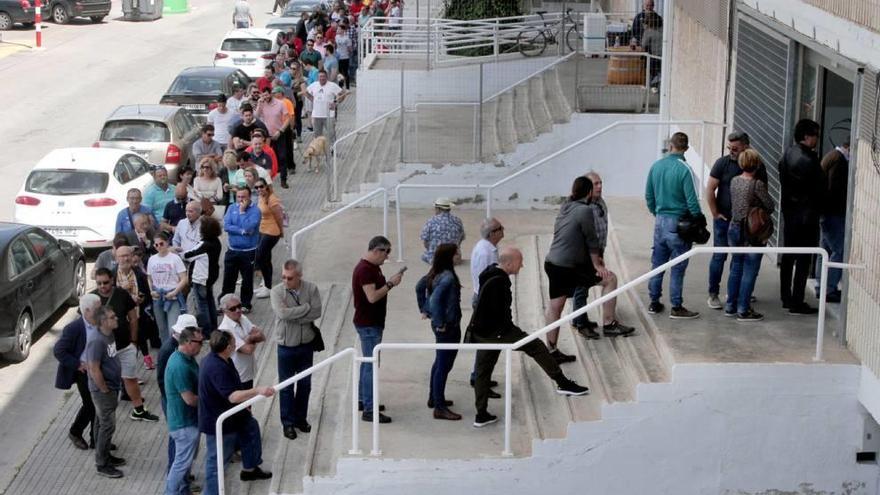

{"left": 303, "top": 363, "right": 880, "bottom": 495}
{"left": 356, "top": 56, "right": 564, "bottom": 126}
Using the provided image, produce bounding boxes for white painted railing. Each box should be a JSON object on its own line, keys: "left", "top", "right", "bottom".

{"left": 393, "top": 119, "right": 727, "bottom": 262}
{"left": 214, "top": 245, "right": 863, "bottom": 486}
{"left": 290, "top": 188, "right": 388, "bottom": 260}
{"left": 366, "top": 246, "right": 863, "bottom": 457}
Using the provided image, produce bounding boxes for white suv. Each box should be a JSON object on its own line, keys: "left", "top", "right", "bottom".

{"left": 214, "top": 28, "right": 281, "bottom": 78}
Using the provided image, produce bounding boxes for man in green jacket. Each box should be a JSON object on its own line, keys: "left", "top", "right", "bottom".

{"left": 644, "top": 132, "right": 702, "bottom": 319}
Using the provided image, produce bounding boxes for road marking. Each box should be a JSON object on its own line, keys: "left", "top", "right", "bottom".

{"left": 0, "top": 43, "right": 29, "bottom": 59}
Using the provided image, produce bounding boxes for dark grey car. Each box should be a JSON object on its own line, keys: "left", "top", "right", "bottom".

{"left": 96, "top": 105, "right": 201, "bottom": 181}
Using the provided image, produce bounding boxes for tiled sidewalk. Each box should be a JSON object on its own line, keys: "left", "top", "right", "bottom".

{"left": 1, "top": 94, "right": 358, "bottom": 495}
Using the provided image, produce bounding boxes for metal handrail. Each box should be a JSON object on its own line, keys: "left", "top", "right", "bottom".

{"left": 393, "top": 119, "right": 727, "bottom": 261}
{"left": 290, "top": 188, "right": 389, "bottom": 260}
{"left": 366, "top": 246, "right": 863, "bottom": 457}
{"left": 215, "top": 348, "right": 359, "bottom": 495}
{"left": 333, "top": 108, "right": 401, "bottom": 200}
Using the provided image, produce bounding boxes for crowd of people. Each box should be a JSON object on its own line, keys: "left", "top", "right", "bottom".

{"left": 648, "top": 121, "right": 847, "bottom": 322}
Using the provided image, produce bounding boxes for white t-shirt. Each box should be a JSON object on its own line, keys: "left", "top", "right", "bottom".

{"left": 207, "top": 108, "right": 235, "bottom": 145}
{"left": 219, "top": 315, "right": 256, "bottom": 382}
{"left": 227, "top": 95, "right": 243, "bottom": 114}
{"left": 233, "top": 0, "right": 251, "bottom": 23}
{"left": 146, "top": 252, "right": 186, "bottom": 290}
{"left": 307, "top": 81, "right": 343, "bottom": 118}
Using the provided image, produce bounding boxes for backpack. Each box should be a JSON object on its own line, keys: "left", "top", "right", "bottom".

{"left": 745, "top": 180, "right": 774, "bottom": 246}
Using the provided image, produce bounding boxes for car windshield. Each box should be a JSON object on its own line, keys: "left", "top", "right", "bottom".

{"left": 168, "top": 75, "right": 223, "bottom": 95}
{"left": 25, "top": 170, "right": 109, "bottom": 195}
{"left": 221, "top": 38, "right": 273, "bottom": 51}
{"left": 284, "top": 0, "right": 319, "bottom": 15}
{"left": 100, "top": 120, "right": 170, "bottom": 142}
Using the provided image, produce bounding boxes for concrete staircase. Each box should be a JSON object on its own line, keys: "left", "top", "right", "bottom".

{"left": 511, "top": 233, "right": 671, "bottom": 443}
{"left": 337, "top": 65, "right": 573, "bottom": 198}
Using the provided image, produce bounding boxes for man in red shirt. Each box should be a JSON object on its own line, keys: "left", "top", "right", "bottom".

{"left": 245, "top": 130, "right": 279, "bottom": 178}
{"left": 255, "top": 87, "right": 291, "bottom": 187}
{"left": 351, "top": 236, "right": 404, "bottom": 424}
{"left": 256, "top": 67, "right": 275, "bottom": 94}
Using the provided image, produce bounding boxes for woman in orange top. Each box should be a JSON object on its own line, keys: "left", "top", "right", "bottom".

{"left": 254, "top": 178, "right": 285, "bottom": 298}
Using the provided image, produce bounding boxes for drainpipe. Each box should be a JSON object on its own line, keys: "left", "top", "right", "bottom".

{"left": 721, "top": 0, "right": 736, "bottom": 155}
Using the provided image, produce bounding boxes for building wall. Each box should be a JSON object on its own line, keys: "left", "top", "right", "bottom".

{"left": 801, "top": 0, "right": 880, "bottom": 32}
{"left": 667, "top": 4, "right": 729, "bottom": 163}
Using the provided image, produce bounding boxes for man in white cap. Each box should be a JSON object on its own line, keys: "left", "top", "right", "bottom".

{"left": 157, "top": 313, "right": 200, "bottom": 489}
{"left": 419, "top": 197, "right": 466, "bottom": 264}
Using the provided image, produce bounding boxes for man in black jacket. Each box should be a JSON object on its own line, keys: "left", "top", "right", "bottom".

{"left": 54, "top": 293, "right": 102, "bottom": 450}
{"left": 469, "top": 247, "right": 589, "bottom": 428}
{"left": 779, "top": 119, "right": 825, "bottom": 315}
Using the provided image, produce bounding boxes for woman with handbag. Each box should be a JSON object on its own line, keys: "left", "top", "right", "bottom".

{"left": 415, "top": 243, "right": 463, "bottom": 421}
{"left": 726, "top": 148, "right": 775, "bottom": 321}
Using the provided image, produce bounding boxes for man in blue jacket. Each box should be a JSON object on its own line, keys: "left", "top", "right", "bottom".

{"left": 644, "top": 132, "right": 702, "bottom": 320}
{"left": 53, "top": 293, "right": 102, "bottom": 450}
{"left": 220, "top": 188, "right": 262, "bottom": 313}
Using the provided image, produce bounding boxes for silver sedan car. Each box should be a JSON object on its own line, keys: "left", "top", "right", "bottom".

{"left": 94, "top": 104, "right": 201, "bottom": 182}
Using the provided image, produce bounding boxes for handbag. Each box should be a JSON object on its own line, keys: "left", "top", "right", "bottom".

{"left": 310, "top": 322, "right": 325, "bottom": 353}
{"left": 745, "top": 180, "right": 774, "bottom": 246}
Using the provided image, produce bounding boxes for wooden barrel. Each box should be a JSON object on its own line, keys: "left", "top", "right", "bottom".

{"left": 607, "top": 48, "right": 646, "bottom": 85}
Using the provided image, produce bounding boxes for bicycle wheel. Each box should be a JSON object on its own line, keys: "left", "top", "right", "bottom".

{"left": 566, "top": 25, "right": 582, "bottom": 53}
{"left": 517, "top": 29, "right": 548, "bottom": 57}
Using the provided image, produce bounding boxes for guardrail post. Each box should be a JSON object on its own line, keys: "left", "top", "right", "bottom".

{"left": 426, "top": 0, "right": 432, "bottom": 70}
{"left": 382, "top": 189, "right": 388, "bottom": 237}
{"left": 493, "top": 20, "right": 499, "bottom": 60}
{"left": 477, "top": 63, "right": 484, "bottom": 162}
{"left": 815, "top": 251, "right": 829, "bottom": 362}
{"left": 400, "top": 66, "right": 405, "bottom": 162}
{"left": 371, "top": 354, "right": 382, "bottom": 456}
{"left": 395, "top": 185, "right": 405, "bottom": 262}
{"left": 502, "top": 348, "right": 513, "bottom": 456}
{"left": 349, "top": 355, "right": 362, "bottom": 455}
{"left": 486, "top": 187, "right": 493, "bottom": 218}
{"left": 332, "top": 141, "right": 339, "bottom": 202}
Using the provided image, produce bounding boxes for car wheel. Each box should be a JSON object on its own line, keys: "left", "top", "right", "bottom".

{"left": 66, "top": 258, "right": 86, "bottom": 306}
{"left": 2, "top": 311, "right": 32, "bottom": 363}
{"left": 89, "top": 15, "right": 104, "bottom": 23}
{"left": 52, "top": 4, "right": 69, "bottom": 24}
{"left": 0, "top": 12, "right": 13, "bottom": 30}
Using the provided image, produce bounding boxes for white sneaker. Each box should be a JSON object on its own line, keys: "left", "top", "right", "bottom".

{"left": 707, "top": 294, "right": 722, "bottom": 309}
{"left": 254, "top": 286, "right": 271, "bottom": 299}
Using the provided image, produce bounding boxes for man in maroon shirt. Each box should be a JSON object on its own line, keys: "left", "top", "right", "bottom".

{"left": 351, "top": 236, "right": 404, "bottom": 424}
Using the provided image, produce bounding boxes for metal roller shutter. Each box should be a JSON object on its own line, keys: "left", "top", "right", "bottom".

{"left": 732, "top": 16, "right": 792, "bottom": 246}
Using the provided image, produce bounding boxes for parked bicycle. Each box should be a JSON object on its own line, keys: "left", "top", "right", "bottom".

{"left": 517, "top": 9, "right": 582, "bottom": 57}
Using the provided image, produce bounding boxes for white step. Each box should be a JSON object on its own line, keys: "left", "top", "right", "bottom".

{"left": 496, "top": 92, "right": 518, "bottom": 153}
{"left": 543, "top": 67, "right": 573, "bottom": 123}
{"left": 528, "top": 76, "right": 554, "bottom": 135}
{"left": 512, "top": 83, "right": 537, "bottom": 144}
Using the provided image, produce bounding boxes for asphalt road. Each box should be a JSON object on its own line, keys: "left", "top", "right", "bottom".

{"left": 0, "top": 0, "right": 274, "bottom": 488}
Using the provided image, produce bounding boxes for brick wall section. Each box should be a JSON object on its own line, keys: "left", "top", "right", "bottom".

{"left": 668, "top": 5, "right": 728, "bottom": 156}
{"left": 802, "top": 0, "right": 880, "bottom": 33}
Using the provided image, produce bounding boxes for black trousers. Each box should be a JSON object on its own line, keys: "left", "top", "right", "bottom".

{"left": 272, "top": 135, "right": 290, "bottom": 183}
{"left": 339, "top": 58, "right": 351, "bottom": 89}
{"left": 71, "top": 371, "right": 95, "bottom": 443}
{"left": 473, "top": 329, "right": 562, "bottom": 414}
{"left": 780, "top": 209, "right": 820, "bottom": 306}
{"left": 293, "top": 97, "right": 303, "bottom": 139}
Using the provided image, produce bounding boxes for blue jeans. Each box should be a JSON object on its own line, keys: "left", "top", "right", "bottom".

{"left": 161, "top": 396, "right": 175, "bottom": 474}
{"left": 278, "top": 343, "right": 314, "bottom": 426}
{"left": 429, "top": 324, "right": 460, "bottom": 408}
{"left": 204, "top": 416, "right": 264, "bottom": 495}
{"left": 816, "top": 215, "right": 845, "bottom": 293}
{"left": 572, "top": 286, "right": 591, "bottom": 328}
{"left": 648, "top": 214, "right": 692, "bottom": 307}
{"left": 725, "top": 222, "right": 763, "bottom": 314}
{"left": 355, "top": 326, "right": 383, "bottom": 411}
{"left": 165, "top": 426, "right": 199, "bottom": 495}
{"left": 220, "top": 249, "right": 256, "bottom": 309}
{"left": 192, "top": 283, "right": 218, "bottom": 335}
{"left": 708, "top": 217, "right": 730, "bottom": 295}
{"left": 153, "top": 296, "right": 183, "bottom": 346}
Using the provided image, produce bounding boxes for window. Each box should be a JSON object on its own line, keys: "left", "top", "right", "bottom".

{"left": 8, "top": 239, "right": 37, "bottom": 278}
{"left": 113, "top": 159, "right": 134, "bottom": 184}
{"left": 25, "top": 170, "right": 109, "bottom": 195}
{"left": 100, "top": 120, "right": 170, "bottom": 143}
{"left": 26, "top": 231, "right": 59, "bottom": 260}
{"left": 168, "top": 76, "right": 223, "bottom": 95}
{"left": 221, "top": 38, "right": 272, "bottom": 52}
{"left": 124, "top": 155, "right": 152, "bottom": 179}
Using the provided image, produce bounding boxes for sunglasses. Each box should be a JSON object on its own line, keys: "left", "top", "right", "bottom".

{"left": 227, "top": 304, "right": 243, "bottom": 312}
{"left": 377, "top": 247, "right": 391, "bottom": 253}
{"left": 96, "top": 280, "right": 112, "bottom": 286}
{"left": 254, "top": 185, "right": 266, "bottom": 190}
{"left": 155, "top": 241, "right": 166, "bottom": 247}
{"left": 190, "top": 339, "right": 204, "bottom": 345}
{"left": 200, "top": 166, "right": 212, "bottom": 169}
{"left": 205, "top": 133, "right": 214, "bottom": 137}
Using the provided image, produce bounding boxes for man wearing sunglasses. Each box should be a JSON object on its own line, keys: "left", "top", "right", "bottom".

{"left": 351, "top": 236, "right": 404, "bottom": 424}
{"left": 218, "top": 294, "right": 266, "bottom": 389}
{"left": 192, "top": 124, "right": 224, "bottom": 167}
{"left": 163, "top": 327, "right": 204, "bottom": 495}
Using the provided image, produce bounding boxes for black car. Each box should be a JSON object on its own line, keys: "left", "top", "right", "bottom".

{"left": 47, "top": 0, "right": 111, "bottom": 24}
{"left": 0, "top": 224, "right": 85, "bottom": 362}
{"left": 160, "top": 66, "right": 251, "bottom": 122}
{"left": 0, "top": 0, "right": 35, "bottom": 30}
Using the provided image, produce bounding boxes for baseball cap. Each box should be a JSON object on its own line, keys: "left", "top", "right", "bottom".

{"left": 171, "top": 314, "right": 199, "bottom": 336}
{"left": 272, "top": 86, "right": 284, "bottom": 94}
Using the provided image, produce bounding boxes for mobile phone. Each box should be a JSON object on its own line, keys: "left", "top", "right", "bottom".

{"left": 397, "top": 266, "right": 408, "bottom": 275}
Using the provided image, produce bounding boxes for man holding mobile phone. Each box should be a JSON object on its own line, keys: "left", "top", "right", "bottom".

{"left": 351, "top": 236, "right": 404, "bottom": 424}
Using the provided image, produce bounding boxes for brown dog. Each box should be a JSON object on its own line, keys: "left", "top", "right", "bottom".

{"left": 303, "top": 136, "right": 328, "bottom": 173}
